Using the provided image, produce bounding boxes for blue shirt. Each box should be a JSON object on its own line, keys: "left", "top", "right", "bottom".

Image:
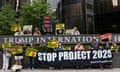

{"left": 91, "top": 42, "right": 99, "bottom": 49}
{"left": 56, "top": 46, "right": 64, "bottom": 51}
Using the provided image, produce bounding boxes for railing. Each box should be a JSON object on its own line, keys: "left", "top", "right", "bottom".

{"left": 0, "top": 34, "right": 120, "bottom": 45}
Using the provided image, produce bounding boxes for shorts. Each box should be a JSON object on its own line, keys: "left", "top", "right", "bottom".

{"left": 15, "top": 56, "right": 23, "bottom": 60}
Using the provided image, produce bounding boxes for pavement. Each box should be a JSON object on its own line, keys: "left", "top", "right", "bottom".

{"left": 1, "top": 68, "right": 120, "bottom": 72}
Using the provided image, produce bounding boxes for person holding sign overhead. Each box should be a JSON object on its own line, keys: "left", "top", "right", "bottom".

{"left": 55, "top": 24, "right": 65, "bottom": 35}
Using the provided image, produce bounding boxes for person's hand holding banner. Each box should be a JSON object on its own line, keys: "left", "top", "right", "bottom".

{"left": 12, "top": 46, "right": 23, "bottom": 55}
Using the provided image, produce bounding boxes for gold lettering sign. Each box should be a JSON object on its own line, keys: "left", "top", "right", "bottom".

{"left": 47, "top": 40, "right": 59, "bottom": 48}
{"left": 25, "top": 48, "right": 37, "bottom": 57}
{"left": 12, "top": 46, "right": 23, "bottom": 55}
{"left": 56, "top": 24, "right": 65, "bottom": 30}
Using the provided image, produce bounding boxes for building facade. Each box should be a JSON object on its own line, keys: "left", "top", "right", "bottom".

{"left": 59, "top": 0, "right": 95, "bottom": 34}
{"left": 94, "top": 0, "right": 120, "bottom": 33}
{"left": 0, "top": 0, "right": 95, "bottom": 34}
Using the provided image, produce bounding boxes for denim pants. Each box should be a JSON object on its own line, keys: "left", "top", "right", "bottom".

{"left": 27, "top": 57, "right": 35, "bottom": 69}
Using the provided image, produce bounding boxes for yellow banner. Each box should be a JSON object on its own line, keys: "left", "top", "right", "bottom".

{"left": 11, "top": 46, "right": 23, "bottom": 55}
{"left": 25, "top": 48, "right": 37, "bottom": 57}
{"left": 2, "top": 44, "right": 5, "bottom": 49}
{"left": 56, "top": 24, "right": 65, "bottom": 30}
{"left": 47, "top": 40, "right": 59, "bottom": 48}
{"left": 11, "top": 24, "right": 21, "bottom": 32}
{"left": 2, "top": 42, "right": 11, "bottom": 49}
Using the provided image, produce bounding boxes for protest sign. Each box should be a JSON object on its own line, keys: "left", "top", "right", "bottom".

{"left": 37, "top": 49, "right": 112, "bottom": 67}
{"left": 2, "top": 42, "right": 11, "bottom": 49}
{"left": 12, "top": 46, "right": 23, "bottom": 55}
{"left": 56, "top": 24, "right": 65, "bottom": 30}
{"left": 47, "top": 40, "right": 59, "bottom": 48}
{"left": 25, "top": 48, "right": 37, "bottom": 57}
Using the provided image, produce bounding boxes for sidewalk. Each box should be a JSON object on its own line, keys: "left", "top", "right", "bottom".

{"left": 1, "top": 68, "right": 120, "bottom": 72}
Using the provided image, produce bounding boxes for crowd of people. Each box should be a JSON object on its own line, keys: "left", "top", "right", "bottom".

{"left": 1, "top": 26, "right": 118, "bottom": 71}
{"left": 14, "top": 26, "right": 80, "bottom": 36}
{"left": 1, "top": 37, "right": 117, "bottom": 71}
{"left": 1, "top": 40, "right": 36, "bottom": 71}
{"left": 1, "top": 25, "right": 80, "bottom": 71}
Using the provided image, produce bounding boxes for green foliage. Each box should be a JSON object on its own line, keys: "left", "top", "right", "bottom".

{"left": 35, "top": 46, "right": 48, "bottom": 51}
{"left": 0, "top": 0, "right": 59, "bottom": 35}
{"left": 0, "top": 4, "right": 16, "bottom": 35}
{"left": 20, "top": 0, "right": 59, "bottom": 30}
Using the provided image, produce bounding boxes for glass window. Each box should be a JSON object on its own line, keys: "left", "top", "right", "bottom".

{"left": 87, "top": 3, "right": 93, "bottom": 9}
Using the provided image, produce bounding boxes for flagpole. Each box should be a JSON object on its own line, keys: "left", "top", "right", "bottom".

{"left": 60, "top": 0, "right": 62, "bottom": 23}
{"left": 16, "top": 0, "right": 19, "bottom": 12}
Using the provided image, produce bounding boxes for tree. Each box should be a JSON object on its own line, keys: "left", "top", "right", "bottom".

{"left": 0, "top": 4, "right": 16, "bottom": 35}
{"left": 20, "top": 0, "right": 59, "bottom": 30}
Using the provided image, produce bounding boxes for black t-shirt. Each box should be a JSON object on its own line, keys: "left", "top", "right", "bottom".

{"left": 15, "top": 53, "right": 23, "bottom": 56}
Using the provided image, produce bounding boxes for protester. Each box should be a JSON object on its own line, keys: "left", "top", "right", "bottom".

{"left": 111, "top": 41, "right": 118, "bottom": 53}
{"left": 14, "top": 29, "right": 24, "bottom": 36}
{"left": 2, "top": 47, "right": 12, "bottom": 71}
{"left": 43, "top": 28, "right": 52, "bottom": 35}
{"left": 33, "top": 28, "right": 41, "bottom": 36}
{"left": 14, "top": 40, "right": 23, "bottom": 65}
{"left": 25, "top": 31, "right": 32, "bottom": 36}
{"left": 104, "top": 41, "right": 111, "bottom": 49}
{"left": 74, "top": 43, "right": 84, "bottom": 50}
{"left": 101, "top": 39, "right": 116, "bottom": 49}
{"left": 56, "top": 42, "right": 64, "bottom": 51}
{"left": 90, "top": 39, "right": 99, "bottom": 49}
{"left": 26, "top": 43, "right": 35, "bottom": 70}
{"left": 55, "top": 30, "right": 64, "bottom": 35}
{"left": 71, "top": 26, "right": 80, "bottom": 35}
{"left": 55, "top": 42, "right": 64, "bottom": 69}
